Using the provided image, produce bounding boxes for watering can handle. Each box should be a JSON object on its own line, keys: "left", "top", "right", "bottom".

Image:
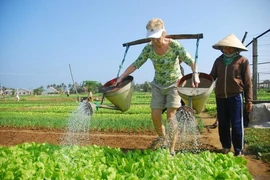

{"left": 116, "top": 45, "right": 130, "bottom": 78}
{"left": 194, "top": 34, "right": 200, "bottom": 71}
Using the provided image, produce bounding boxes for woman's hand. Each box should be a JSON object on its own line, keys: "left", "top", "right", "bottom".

{"left": 113, "top": 64, "right": 135, "bottom": 87}
{"left": 192, "top": 72, "right": 200, "bottom": 88}
{"left": 113, "top": 77, "right": 122, "bottom": 87}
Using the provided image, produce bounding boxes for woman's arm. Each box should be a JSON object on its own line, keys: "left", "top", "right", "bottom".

{"left": 115, "top": 64, "right": 136, "bottom": 84}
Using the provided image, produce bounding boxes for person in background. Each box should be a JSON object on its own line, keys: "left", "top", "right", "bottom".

{"left": 115, "top": 18, "right": 200, "bottom": 155}
{"left": 66, "top": 90, "right": 70, "bottom": 97}
{"left": 16, "top": 94, "right": 20, "bottom": 101}
{"left": 209, "top": 34, "right": 253, "bottom": 156}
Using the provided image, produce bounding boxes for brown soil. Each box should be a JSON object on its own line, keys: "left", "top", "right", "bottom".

{"left": 0, "top": 112, "right": 269, "bottom": 180}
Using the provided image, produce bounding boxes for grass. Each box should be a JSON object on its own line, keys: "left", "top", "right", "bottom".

{"left": 0, "top": 93, "right": 155, "bottom": 131}
{"left": 245, "top": 128, "right": 270, "bottom": 163}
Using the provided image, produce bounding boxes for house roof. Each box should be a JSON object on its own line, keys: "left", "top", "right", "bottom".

{"left": 43, "top": 87, "right": 59, "bottom": 93}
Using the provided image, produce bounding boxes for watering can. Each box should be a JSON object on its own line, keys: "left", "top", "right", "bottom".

{"left": 99, "top": 75, "right": 134, "bottom": 111}
{"left": 177, "top": 72, "right": 214, "bottom": 114}
{"left": 82, "top": 76, "right": 134, "bottom": 115}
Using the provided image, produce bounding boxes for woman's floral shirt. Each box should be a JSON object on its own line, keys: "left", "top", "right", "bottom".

{"left": 132, "top": 39, "right": 194, "bottom": 87}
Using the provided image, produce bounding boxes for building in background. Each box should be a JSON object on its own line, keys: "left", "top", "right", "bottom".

{"left": 17, "top": 88, "right": 32, "bottom": 95}
{"left": 42, "top": 87, "right": 59, "bottom": 94}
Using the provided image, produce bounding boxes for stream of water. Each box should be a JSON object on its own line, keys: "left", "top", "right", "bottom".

{"left": 168, "top": 106, "right": 200, "bottom": 153}
{"left": 60, "top": 101, "right": 200, "bottom": 154}
{"left": 60, "top": 102, "right": 92, "bottom": 146}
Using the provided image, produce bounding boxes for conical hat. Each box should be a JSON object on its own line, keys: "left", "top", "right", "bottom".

{"left": 212, "top": 34, "right": 248, "bottom": 51}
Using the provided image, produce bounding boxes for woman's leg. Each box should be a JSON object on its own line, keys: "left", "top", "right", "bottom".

{"left": 167, "top": 108, "right": 178, "bottom": 154}
{"left": 165, "top": 87, "right": 181, "bottom": 155}
{"left": 151, "top": 108, "right": 165, "bottom": 138}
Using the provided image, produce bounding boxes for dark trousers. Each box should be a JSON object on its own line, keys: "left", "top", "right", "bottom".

{"left": 216, "top": 94, "right": 244, "bottom": 154}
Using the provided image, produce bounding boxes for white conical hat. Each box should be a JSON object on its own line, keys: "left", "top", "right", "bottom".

{"left": 212, "top": 34, "right": 248, "bottom": 51}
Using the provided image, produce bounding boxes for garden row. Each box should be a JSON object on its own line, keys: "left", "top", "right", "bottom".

{"left": 0, "top": 142, "right": 252, "bottom": 179}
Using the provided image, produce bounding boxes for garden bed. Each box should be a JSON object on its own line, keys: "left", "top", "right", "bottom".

{"left": 1, "top": 112, "right": 269, "bottom": 179}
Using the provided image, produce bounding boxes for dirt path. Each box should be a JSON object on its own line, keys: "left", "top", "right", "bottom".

{"left": 0, "top": 112, "right": 269, "bottom": 179}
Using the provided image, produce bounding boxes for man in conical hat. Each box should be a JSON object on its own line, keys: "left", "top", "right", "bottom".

{"left": 210, "top": 34, "right": 253, "bottom": 156}
{"left": 212, "top": 34, "right": 248, "bottom": 51}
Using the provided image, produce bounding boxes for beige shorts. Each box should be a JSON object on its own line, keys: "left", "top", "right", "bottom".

{"left": 150, "top": 85, "right": 181, "bottom": 109}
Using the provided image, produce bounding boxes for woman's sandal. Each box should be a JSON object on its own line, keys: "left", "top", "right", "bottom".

{"left": 150, "top": 137, "right": 169, "bottom": 150}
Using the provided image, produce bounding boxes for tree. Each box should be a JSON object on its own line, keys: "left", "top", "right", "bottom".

{"left": 61, "top": 83, "right": 66, "bottom": 92}
{"left": 1, "top": 86, "right": 7, "bottom": 91}
{"left": 81, "top": 80, "right": 102, "bottom": 93}
{"left": 33, "top": 86, "right": 44, "bottom": 95}
{"left": 142, "top": 81, "right": 151, "bottom": 92}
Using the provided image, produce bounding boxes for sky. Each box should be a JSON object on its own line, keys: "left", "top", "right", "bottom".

{"left": 0, "top": 0, "right": 270, "bottom": 90}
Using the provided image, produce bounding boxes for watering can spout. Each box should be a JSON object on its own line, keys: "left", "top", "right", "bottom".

{"left": 100, "top": 76, "right": 134, "bottom": 112}
{"left": 81, "top": 101, "right": 96, "bottom": 116}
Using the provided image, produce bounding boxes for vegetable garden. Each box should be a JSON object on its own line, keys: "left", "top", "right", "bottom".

{"left": 0, "top": 91, "right": 270, "bottom": 179}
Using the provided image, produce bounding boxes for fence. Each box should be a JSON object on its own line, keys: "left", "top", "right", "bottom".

{"left": 245, "top": 29, "right": 270, "bottom": 99}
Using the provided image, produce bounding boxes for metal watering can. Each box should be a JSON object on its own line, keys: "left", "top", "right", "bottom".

{"left": 177, "top": 72, "right": 214, "bottom": 114}
{"left": 82, "top": 76, "right": 134, "bottom": 115}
